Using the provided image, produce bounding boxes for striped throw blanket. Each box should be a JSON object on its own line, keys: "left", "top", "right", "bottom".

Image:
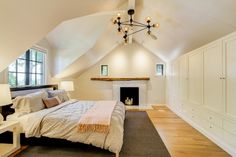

{"left": 78, "top": 101, "right": 117, "bottom": 133}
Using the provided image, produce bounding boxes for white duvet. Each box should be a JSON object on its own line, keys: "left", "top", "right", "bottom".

{"left": 19, "top": 100, "right": 126, "bottom": 154}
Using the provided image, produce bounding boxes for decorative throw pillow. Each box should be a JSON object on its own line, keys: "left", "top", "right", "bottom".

{"left": 12, "top": 91, "right": 48, "bottom": 114}
{"left": 43, "top": 96, "right": 60, "bottom": 108}
{"left": 47, "top": 90, "right": 69, "bottom": 103}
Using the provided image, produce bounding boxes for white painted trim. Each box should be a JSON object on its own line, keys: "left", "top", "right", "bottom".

{"left": 167, "top": 104, "right": 236, "bottom": 157}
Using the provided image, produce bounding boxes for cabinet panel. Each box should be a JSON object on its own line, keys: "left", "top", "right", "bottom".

{"left": 172, "top": 61, "right": 180, "bottom": 97}
{"left": 224, "top": 35, "right": 236, "bottom": 119}
{"left": 188, "top": 50, "right": 203, "bottom": 106}
{"left": 204, "top": 42, "right": 224, "bottom": 113}
{"left": 179, "top": 56, "right": 188, "bottom": 102}
{"left": 223, "top": 120, "right": 236, "bottom": 136}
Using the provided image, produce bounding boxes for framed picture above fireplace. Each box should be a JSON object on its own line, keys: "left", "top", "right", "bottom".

{"left": 100, "top": 65, "right": 109, "bottom": 76}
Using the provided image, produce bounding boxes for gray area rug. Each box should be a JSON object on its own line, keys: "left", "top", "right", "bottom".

{"left": 16, "top": 111, "right": 171, "bottom": 157}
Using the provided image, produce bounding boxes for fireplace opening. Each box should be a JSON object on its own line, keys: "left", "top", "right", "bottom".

{"left": 120, "top": 87, "right": 139, "bottom": 106}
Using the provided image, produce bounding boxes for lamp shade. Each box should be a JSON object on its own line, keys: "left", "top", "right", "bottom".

{"left": 0, "top": 84, "right": 12, "bottom": 106}
{"left": 60, "top": 81, "right": 74, "bottom": 92}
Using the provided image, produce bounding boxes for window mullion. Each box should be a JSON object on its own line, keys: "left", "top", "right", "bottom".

{"left": 25, "top": 50, "right": 30, "bottom": 85}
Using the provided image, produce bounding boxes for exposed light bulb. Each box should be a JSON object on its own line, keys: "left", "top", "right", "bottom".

{"left": 146, "top": 16, "right": 151, "bottom": 22}
{"left": 153, "top": 23, "right": 160, "bottom": 28}
{"left": 124, "top": 39, "right": 128, "bottom": 45}
{"left": 113, "top": 19, "right": 117, "bottom": 25}
{"left": 117, "top": 13, "right": 121, "bottom": 18}
{"left": 117, "top": 29, "right": 122, "bottom": 35}
{"left": 124, "top": 27, "right": 129, "bottom": 32}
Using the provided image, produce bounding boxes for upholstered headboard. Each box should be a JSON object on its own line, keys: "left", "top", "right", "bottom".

{"left": 1, "top": 84, "right": 58, "bottom": 119}
{"left": 11, "top": 84, "right": 58, "bottom": 98}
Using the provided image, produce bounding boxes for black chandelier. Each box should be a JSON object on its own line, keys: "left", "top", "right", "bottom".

{"left": 113, "top": 9, "right": 159, "bottom": 43}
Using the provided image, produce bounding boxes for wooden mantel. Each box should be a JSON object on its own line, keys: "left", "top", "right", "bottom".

{"left": 90, "top": 77, "right": 150, "bottom": 81}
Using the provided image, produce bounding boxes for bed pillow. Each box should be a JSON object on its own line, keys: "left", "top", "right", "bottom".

{"left": 47, "top": 90, "right": 69, "bottom": 103}
{"left": 43, "top": 96, "right": 60, "bottom": 108}
{"left": 12, "top": 91, "right": 48, "bottom": 114}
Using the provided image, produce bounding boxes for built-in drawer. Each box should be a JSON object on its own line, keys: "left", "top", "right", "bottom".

{"left": 206, "top": 123, "right": 224, "bottom": 138}
{"left": 224, "top": 130, "right": 236, "bottom": 148}
{"left": 185, "top": 110, "right": 194, "bottom": 120}
{"left": 206, "top": 112, "right": 223, "bottom": 128}
{"left": 223, "top": 120, "right": 236, "bottom": 136}
{"left": 199, "top": 120, "right": 224, "bottom": 138}
{"left": 199, "top": 109, "right": 223, "bottom": 128}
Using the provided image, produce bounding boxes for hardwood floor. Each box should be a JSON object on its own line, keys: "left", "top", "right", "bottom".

{"left": 147, "top": 106, "right": 231, "bottom": 157}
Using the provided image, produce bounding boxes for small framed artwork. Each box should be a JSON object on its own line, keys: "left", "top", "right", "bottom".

{"left": 100, "top": 65, "right": 109, "bottom": 76}
{"left": 155, "top": 64, "right": 164, "bottom": 76}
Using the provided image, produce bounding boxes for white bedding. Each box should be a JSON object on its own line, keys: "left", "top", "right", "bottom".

{"left": 8, "top": 99, "right": 126, "bottom": 154}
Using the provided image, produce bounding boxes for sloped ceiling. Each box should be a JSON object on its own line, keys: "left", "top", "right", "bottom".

{"left": 134, "top": 0, "right": 236, "bottom": 60}
{"left": 1, "top": 0, "right": 236, "bottom": 78}
{"left": 46, "top": 12, "right": 121, "bottom": 76}
{"left": 0, "top": 0, "right": 126, "bottom": 73}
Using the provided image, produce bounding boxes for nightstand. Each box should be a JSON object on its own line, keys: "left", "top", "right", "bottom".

{"left": 0, "top": 121, "right": 20, "bottom": 157}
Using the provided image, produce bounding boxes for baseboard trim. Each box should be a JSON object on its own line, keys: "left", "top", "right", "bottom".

{"left": 167, "top": 104, "right": 236, "bottom": 157}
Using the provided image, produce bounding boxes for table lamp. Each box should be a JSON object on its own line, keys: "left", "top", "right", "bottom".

{"left": 60, "top": 81, "right": 74, "bottom": 99}
{"left": 0, "top": 84, "right": 12, "bottom": 124}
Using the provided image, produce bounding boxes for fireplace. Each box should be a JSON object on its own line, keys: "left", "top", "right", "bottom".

{"left": 120, "top": 87, "right": 139, "bottom": 106}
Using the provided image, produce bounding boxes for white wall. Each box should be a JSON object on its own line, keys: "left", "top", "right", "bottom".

{"left": 74, "top": 42, "right": 166, "bottom": 104}
{"left": 0, "top": 38, "right": 54, "bottom": 85}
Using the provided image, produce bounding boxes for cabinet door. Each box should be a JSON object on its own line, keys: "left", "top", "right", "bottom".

{"left": 172, "top": 61, "right": 181, "bottom": 110}
{"left": 204, "top": 41, "right": 224, "bottom": 113}
{"left": 224, "top": 34, "right": 236, "bottom": 119}
{"left": 179, "top": 56, "right": 188, "bottom": 102}
{"left": 188, "top": 49, "right": 203, "bottom": 106}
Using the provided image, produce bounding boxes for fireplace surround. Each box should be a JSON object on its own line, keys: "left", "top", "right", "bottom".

{"left": 112, "top": 81, "right": 147, "bottom": 106}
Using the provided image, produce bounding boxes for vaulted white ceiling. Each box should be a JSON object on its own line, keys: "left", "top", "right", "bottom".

{"left": 1, "top": 0, "right": 236, "bottom": 78}
{"left": 0, "top": 0, "right": 126, "bottom": 73}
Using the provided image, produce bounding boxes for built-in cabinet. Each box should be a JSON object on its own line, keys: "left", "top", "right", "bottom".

{"left": 188, "top": 49, "right": 203, "bottom": 107}
{"left": 224, "top": 35, "right": 236, "bottom": 120}
{"left": 169, "top": 32, "right": 236, "bottom": 156}
{"left": 203, "top": 41, "right": 224, "bottom": 114}
{"left": 179, "top": 55, "right": 188, "bottom": 103}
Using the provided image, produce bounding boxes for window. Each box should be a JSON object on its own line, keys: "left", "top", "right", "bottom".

{"left": 8, "top": 49, "right": 45, "bottom": 87}
{"left": 100, "top": 65, "right": 108, "bottom": 76}
{"left": 156, "top": 64, "right": 164, "bottom": 76}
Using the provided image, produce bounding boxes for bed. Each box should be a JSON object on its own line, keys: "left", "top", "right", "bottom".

{"left": 6, "top": 85, "right": 126, "bottom": 157}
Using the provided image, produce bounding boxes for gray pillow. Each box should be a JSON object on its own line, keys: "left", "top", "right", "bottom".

{"left": 47, "top": 90, "right": 69, "bottom": 103}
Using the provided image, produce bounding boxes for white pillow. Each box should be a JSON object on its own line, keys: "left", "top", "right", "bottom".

{"left": 48, "top": 90, "right": 69, "bottom": 103}
{"left": 12, "top": 91, "right": 48, "bottom": 114}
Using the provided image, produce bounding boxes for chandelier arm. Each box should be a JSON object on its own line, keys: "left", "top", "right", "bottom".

{"left": 126, "top": 27, "right": 148, "bottom": 36}
{"left": 132, "top": 20, "right": 148, "bottom": 27}
{"left": 130, "top": 24, "right": 147, "bottom": 27}
{"left": 120, "top": 21, "right": 130, "bottom": 24}
{"left": 119, "top": 23, "right": 147, "bottom": 28}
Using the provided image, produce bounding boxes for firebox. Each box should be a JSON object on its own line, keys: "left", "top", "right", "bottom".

{"left": 120, "top": 87, "right": 139, "bottom": 105}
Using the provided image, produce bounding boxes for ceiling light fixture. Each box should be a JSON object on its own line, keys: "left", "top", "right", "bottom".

{"left": 113, "top": 9, "right": 159, "bottom": 44}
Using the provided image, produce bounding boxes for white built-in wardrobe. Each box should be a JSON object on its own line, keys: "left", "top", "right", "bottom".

{"left": 168, "top": 32, "right": 236, "bottom": 156}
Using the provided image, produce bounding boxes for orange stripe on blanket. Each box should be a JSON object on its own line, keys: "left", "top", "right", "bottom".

{"left": 78, "top": 101, "right": 117, "bottom": 133}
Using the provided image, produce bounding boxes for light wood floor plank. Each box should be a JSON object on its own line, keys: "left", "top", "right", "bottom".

{"left": 147, "top": 106, "right": 231, "bottom": 157}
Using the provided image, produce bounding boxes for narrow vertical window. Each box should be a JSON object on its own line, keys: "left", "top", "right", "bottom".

{"left": 100, "top": 65, "right": 108, "bottom": 76}
{"left": 156, "top": 64, "right": 164, "bottom": 76}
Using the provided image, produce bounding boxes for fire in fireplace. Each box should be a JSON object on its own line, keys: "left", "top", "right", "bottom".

{"left": 120, "top": 87, "right": 139, "bottom": 105}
